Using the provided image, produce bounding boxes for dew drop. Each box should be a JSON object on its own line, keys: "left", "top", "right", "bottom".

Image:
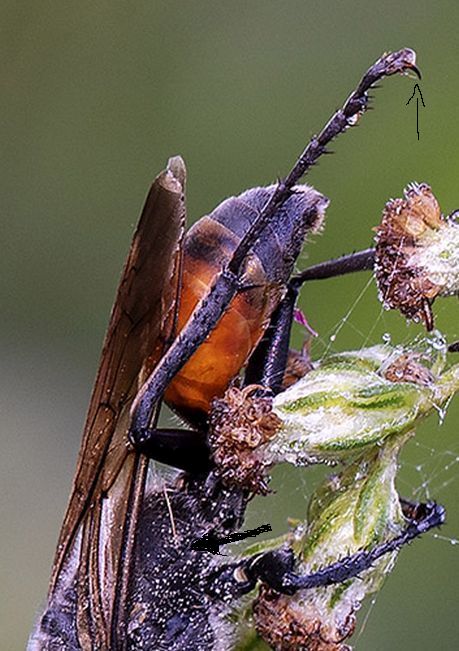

{"left": 382, "top": 332, "right": 391, "bottom": 344}
{"left": 330, "top": 334, "right": 336, "bottom": 342}
{"left": 438, "top": 406, "right": 447, "bottom": 426}
{"left": 428, "top": 331, "right": 447, "bottom": 351}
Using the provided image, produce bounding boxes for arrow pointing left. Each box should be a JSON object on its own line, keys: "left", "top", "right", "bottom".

{"left": 191, "top": 524, "right": 272, "bottom": 555}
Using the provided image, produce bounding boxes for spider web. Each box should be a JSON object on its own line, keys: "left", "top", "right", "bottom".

{"left": 297, "top": 272, "right": 459, "bottom": 648}
{"left": 310, "top": 275, "right": 459, "bottom": 516}
{"left": 160, "top": 258, "right": 459, "bottom": 649}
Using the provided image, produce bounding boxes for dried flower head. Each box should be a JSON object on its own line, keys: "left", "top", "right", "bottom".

{"left": 282, "top": 344, "right": 314, "bottom": 390}
{"left": 374, "top": 182, "right": 459, "bottom": 329}
{"left": 382, "top": 352, "right": 435, "bottom": 385}
{"left": 208, "top": 385, "right": 281, "bottom": 494}
{"left": 253, "top": 583, "right": 354, "bottom": 651}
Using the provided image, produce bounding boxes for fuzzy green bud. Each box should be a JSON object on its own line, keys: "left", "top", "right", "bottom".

{"left": 269, "top": 341, "right": 459, "bottom": 467}
{"left": 250, "top": 436, "right": 409, "bottom": 651}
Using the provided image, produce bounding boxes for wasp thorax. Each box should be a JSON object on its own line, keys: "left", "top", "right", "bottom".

{"left": 374, "top": 182, "right": 459, "bottom": 330}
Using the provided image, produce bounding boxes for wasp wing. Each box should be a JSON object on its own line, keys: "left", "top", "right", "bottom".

{"left": 49, "top": 157, "right": 186, "bottom": 649}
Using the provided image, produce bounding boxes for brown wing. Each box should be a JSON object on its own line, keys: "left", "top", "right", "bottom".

{"left": 49, "top": 156, "right": 187, "bottom": 649}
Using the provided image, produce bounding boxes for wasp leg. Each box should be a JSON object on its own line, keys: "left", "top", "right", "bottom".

{"left": 130, "top": 49, "right": 418, "bottom": 442}
{"left": 134, "top": 427, "right": 212, "bottom": 473}
{"left": 291, "top": 247, "right": 375, "bottom": 286}
{"left": 247, "top": 500, "right": 444, "bottom": 595}
{"left": 245, "top": 249, "right": 376, "bottom": 393}
{"left": 205, "top": 500, "right": 444, "bottom": 601}
{"left": 245, "top": 286, "right": 298, "bottom": 393}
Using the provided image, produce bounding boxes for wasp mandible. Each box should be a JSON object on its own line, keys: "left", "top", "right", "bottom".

{"left": 29, "top": 48, "right": 445, "bottom": 651}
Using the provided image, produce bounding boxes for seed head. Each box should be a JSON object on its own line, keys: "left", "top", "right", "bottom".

{"left": 374, "top": 182, "right": 459, "bottom": 330}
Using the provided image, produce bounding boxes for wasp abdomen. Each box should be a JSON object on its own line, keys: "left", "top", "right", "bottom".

{"left": 164, "top": 185, "right": 327, "bottom": 423}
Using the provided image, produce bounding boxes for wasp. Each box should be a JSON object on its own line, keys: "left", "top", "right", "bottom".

{"left": 29, "top": 49, "right": 444, "bottom": 651}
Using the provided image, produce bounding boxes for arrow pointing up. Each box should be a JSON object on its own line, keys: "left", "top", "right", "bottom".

{"left": 406, "top": 83, "right": 426, "bottom": 140}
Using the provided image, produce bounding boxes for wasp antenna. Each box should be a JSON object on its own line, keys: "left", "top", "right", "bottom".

{"left": 291, "top": 248, "right": 375, "bottom": 286}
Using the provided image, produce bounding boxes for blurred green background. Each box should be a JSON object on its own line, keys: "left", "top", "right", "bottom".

{"left": 2, "top": 1, "right": 459, "bottom": 649}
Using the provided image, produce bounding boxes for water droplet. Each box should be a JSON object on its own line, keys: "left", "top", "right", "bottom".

{"left": 330, "top": 334, "right": 336, "bottom": 342}
{"left": 348, "top": 114, "right": 359, "bottom": 126}
{"left": 427, "top": 331, "right": 447, "bottom": 351}
{"left": 438, "top": 406, "right": 447, "bottom": 426}
{"left": 382, "top": 332, "right": 391, "bottom": 344}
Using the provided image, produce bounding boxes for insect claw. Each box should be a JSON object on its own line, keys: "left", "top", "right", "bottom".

{"left": 411, "top": 64, "right": 422, "bottom": 80}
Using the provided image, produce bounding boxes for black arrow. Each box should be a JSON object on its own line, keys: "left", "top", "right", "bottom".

{"left": 191, "top": 523, "right": 272, "bottom": 555}
{"left": 406, "top": 83, "right": 425, "bottom": 140}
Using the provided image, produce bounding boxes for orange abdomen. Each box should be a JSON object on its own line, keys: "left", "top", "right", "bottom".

{"left": 164, "top": 216, "right": 281, "bottom": 422}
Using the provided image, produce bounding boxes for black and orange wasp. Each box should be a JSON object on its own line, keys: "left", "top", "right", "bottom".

{"left": 29, "top": 49, "right": 445, "bottom": 651}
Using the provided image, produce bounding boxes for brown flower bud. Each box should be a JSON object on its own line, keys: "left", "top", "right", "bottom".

{"left": 208, "top": 385, "right": 281, "bottom": 494}
{"left": 374, "top": 182, "right": 459, "bottom": 330}
{"left": 253, "top": 584, "right": 354, "bottom": 651}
